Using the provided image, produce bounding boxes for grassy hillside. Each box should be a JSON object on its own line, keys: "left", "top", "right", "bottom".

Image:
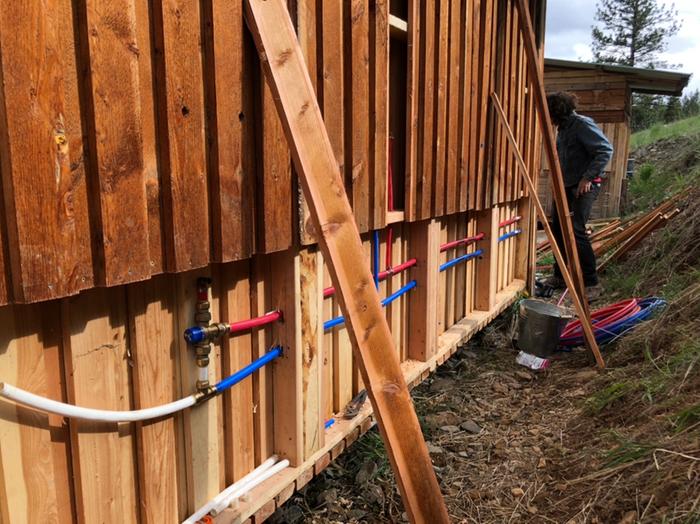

{"left": 631, "top": 114, "right": 700, "bottom": 149}
{"left": 627, "top": 117, "right": 700, "bottom": 214}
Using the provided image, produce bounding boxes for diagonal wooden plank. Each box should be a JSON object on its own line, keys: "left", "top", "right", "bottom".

{"left": 243, "top": 1, "right": 450, "bottom": 520}
{"left": 491, "top": 93, "right": 605, "bottom": 368}
{"left": 513, "top": 0, "right": 590, "bottom": 315}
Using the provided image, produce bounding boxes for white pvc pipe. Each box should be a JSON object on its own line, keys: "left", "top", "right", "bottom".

{"left": 0, "top": 382, "right": 197, "bottom": 422}
{"left": 182, "top": 456, "right": 279, "bottom": 524}
{"left": 211, "top": 459, "right": 290, "bottom": 516}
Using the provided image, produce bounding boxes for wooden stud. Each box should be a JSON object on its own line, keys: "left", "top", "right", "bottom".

{"left": 268, "top": 250, "right": 303, "bottom": 466}
{"left": 371, "top": 0, "right": 389, "bottom": 229}
{"left": 0, "top": 0, "right": 93, "bottom": 303}
{"left": 79, "top": 0, "right": 150, "bottom": 286}
{"left": 257, "top": 80, "right": 293, "bottom": 254}
{"left": 251, "top": 255, "right": 274, "bottom": 464}
{"left": 151, "top": 0, "right": 210, "bottom": 272}
{"left": 299, "top": 249, "right": 325, "bottom": 460}
{"left": 405, "top": 0, "right": 420, "bottom": 220}
{"left": 458, "top": 0, "right": 474, "bottom": 212}
{"left": 175, "top": 270, "right": 225, "bottom": 512}
{"left": 204, "top": 0, "right": 255, "bottom": 262}
{"left": 244, "top": 2, "right": 450, "bottom": 519}
{"left": 62, "top": 288, "right": 139, "bottom": 523}
{"left": 418, "top": 0, "right": 435, "bottom": 219}
{"left": 407, "top": 219, "right": 440, "bottom": 362}
{"left": 346, "top": 0, "right": 371, "bottom": 232}
{"left": 475, "top": 206, "right": 499, "bottom": 311}
{"left": 0, "top": 302, "right": 75, "bottom": 523}
{"left": 445, "top": 0, "right": 462, "bottom": 215}
{"left": 219, "top": 261, "right": 256, "bottom": 482}
{"left": 128, "top": 275, "right": 186, "bottom": 523}
{"left": 433, "top": 0, "right": 449, "bottom": 216}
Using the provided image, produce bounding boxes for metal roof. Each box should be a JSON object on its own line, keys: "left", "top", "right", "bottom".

{"left": 544, "top": 58, "right": 691, "bottom": 96}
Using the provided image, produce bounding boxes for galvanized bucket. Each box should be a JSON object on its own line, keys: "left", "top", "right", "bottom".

{"left": 516, "top": 299, "right": 572, "bottom": 358}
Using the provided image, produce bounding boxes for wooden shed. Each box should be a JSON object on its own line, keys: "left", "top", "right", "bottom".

{"left": 538, "top": 58, "right": 690, "bottom": 218}
{"left": 0, "top": 1, "right": 546, "bottom": 522}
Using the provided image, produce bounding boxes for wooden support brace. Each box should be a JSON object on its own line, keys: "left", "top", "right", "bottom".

{"left": 244, "top": 1, "right": 449, "bottom": 521}
{"left": 513, "top": 0, "right": 589, "bottom": 315}
{"left": 491, "top": 93, "right": 605, "bottom": 368}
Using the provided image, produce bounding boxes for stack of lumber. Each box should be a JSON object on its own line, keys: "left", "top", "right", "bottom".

{"left": 536, "top": 194, "right": 682, "bottom": 271}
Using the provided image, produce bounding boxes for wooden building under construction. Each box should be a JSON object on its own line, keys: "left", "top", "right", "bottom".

{"left": 539, "top": 58, "right": 690, "bottom": 219}
{"left": 0, "top": 0, "right": 545, "bottom": 522}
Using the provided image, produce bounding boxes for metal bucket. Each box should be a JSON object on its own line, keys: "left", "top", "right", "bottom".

{"left": 516, "top": 299, "right": 572, "bottom": 357}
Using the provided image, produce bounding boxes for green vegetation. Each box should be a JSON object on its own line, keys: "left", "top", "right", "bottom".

{"left": 630, "top": 114, "right": 700, "bottom": 149}
{"left": 603, "top": 433, "right": 656, "bottom": 468}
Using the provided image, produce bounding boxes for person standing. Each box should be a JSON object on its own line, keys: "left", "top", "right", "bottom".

{"left": 544, "top": 92, "right": 613, "bottom": 300}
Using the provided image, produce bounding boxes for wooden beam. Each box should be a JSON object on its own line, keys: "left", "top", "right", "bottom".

{"left": 407, "top": 219, "right": 440, "bottom": 362}
{"left": 513, "top": 0, "right": 589, "bottom": 314}
{"left": 243, "top": 1, "right": 450, "bottom": 521}
{"left": 475, "top": 207, "right": 499, "bottom": 311}
{"left": 491, "top": 93, "right": 605, "bottom": 368}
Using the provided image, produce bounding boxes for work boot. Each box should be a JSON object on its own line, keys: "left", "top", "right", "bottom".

{"left": 542, "top": 275, "right": 566, "bottom": 290}
{"left": 586, "top": 284, "right": 603, "bottom": 303}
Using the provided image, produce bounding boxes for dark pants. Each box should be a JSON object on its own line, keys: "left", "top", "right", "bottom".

{"left": 551, "top": 184, "right": 599, "bottom": 286}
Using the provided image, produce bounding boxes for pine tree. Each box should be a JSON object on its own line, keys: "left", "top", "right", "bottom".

{"left": 663, "top": 96, "right": 682, "bottom": 123}
{"left": 681, "top": 90, "right": 700, "bottom": 119}
{"left": 591, "top": 0, "right": 681, "bottom": 67}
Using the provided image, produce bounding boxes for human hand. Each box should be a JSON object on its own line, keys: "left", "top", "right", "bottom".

{"left": 576, "top": 180, "right": 592, "bottom": 197}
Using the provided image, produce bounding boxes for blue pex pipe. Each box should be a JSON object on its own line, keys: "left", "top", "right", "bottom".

{"left": 214, "top": 345, "right": 282, "bottom": 392}
{"left": 324, "top": 280, "right": 417, "bottom": 331}
{"left": 439, "top": 249, "right": 483, "bottom": 272}
{"left": 498, "top": 229, "right": 522, "bottom": 243}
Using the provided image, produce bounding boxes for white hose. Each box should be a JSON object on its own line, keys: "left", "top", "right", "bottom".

{"left": 182, "top": 456, "right": 278, "bottom": 524}
{"left": 211, "top": 459, "right": 290, "bottom": 516}
{"left": 0, "top": 382, "right": 197, "bottom": 422}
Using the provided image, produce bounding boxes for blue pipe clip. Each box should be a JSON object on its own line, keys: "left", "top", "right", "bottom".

{"left": 498, "top": 229, "right": 522, "bottom": 243}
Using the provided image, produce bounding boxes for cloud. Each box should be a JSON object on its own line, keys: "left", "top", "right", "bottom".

{"left": 544, "top": 0, "right": 699, "bottom": 93}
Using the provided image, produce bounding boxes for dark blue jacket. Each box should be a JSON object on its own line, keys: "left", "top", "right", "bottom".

{"left": 556, "top": 112, "right": 614, "bottom": 187}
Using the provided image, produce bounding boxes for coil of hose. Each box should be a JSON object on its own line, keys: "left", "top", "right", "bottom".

{"left": 559, "top": 297, "right": 667, "bottom": 347}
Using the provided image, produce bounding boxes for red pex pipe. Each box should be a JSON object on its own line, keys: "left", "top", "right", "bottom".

{"left": 440, "top": 233, "right": 485, "bottom": 252}
{"left": 323, "top": 258, "right": 418, "bottom": 298}
{"left": 227, "top": 310, "right": 282, "bottom": 333}
{"left": 560, "top": 299, "right": 640, "bottom": 340}
{"left": 499, "top": 216, "right": 522, "bottom": 228}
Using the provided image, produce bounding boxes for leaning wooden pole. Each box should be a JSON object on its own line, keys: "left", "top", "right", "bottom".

{"left": 492, "top": 93, "right": 605, "bottom": 368}
{"left": 513, "top": 0, "right": 590, "bottom": 316}
{"left": 244, "top": 1, "right": 450, "bottom": 522}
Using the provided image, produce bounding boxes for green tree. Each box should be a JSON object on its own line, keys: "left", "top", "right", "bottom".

{"left": 681, "top": 89, "right": 700, "bottom": 119}
{"left": 591, "top": 0, "right": 681, "bottom": 67}
{"left": 663, "top": 96, "right": 682, "bottom": 123}
{"left": 591, "top": 1, "right": 683, "bottom": 131}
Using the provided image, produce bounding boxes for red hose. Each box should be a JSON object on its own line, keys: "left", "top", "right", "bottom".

{"left": 323, "top": 258, "right": 417, "bottom": 298}
{"left": 228, "top": 310, "right": 282, "bottom": 333}
{"left": 440, "top": 233, "right": 485, "bottom": 252}
{"left": 499, "top": 216, "right": 522, "bottom": 228}
{"left": 560, "top": 299, "right": 640, "bottom": 340}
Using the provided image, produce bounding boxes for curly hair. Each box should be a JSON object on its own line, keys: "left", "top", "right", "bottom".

{"left": 546, "top": 91, "right": 578, "bottom": 125}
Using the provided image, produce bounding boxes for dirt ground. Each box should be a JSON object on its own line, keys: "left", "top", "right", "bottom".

{"left": 270, "top": 308, "right": 699, "bottom": 523}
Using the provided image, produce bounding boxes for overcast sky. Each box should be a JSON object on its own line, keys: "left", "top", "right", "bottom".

{"left": 545, "top": 0, "right": 700, "bottom": 93}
